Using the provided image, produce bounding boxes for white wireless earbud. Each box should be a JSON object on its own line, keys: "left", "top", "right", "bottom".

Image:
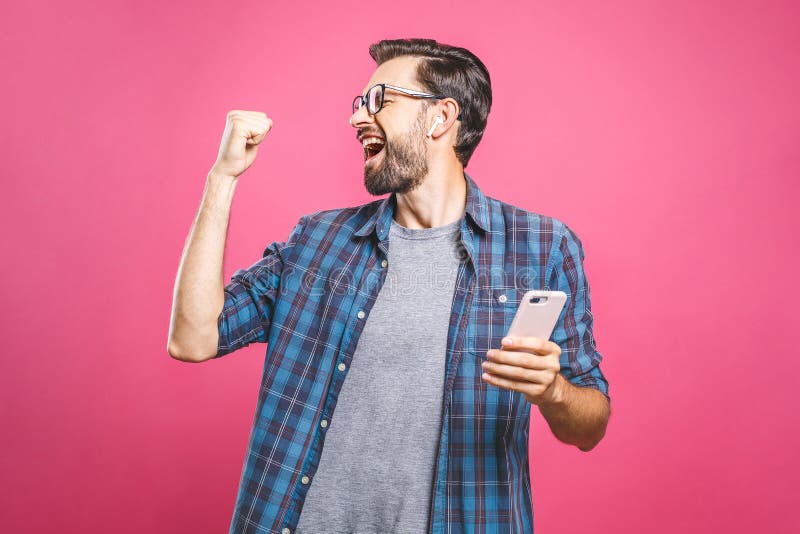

{"left": 427, "top": 116, "right": 444, "bottom": 137}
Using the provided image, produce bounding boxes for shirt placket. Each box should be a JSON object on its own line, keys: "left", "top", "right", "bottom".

{"left": 281, "top": 237, "right": 391, "bottom": 533}
{"left": 427, "top": 223, "right": 479, "bottom": 533}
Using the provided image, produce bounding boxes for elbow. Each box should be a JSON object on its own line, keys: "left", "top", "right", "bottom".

{"left": 167, "top": 323, "right": 220, "bottom": 362}
{"left": 577, "top": 418, "right": 609, "bottom": 452}
{"left": 577, "top": 431, "right": 605, "bottom": 452}
{"left": 167, "top": 340, "right": 214, "bottom": 363}
{"left": 167, "top": 340, "right": 191, "bottom": 362}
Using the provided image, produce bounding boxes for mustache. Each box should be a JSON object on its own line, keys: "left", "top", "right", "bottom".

{"left": 357, "top": 128, "right": 385, "bottom": 141}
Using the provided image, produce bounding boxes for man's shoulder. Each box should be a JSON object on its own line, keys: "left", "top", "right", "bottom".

{"left": 296, "top": 197, "right": 385, "bottom": 235}
{"left": 484, "top": 193, "right": 571, "bottom": 239}
{"left": 489, "top": 194, "right": 594, "bottom": 267}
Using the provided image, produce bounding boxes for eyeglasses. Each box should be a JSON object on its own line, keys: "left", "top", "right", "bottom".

{"left": 352, "top": 83, "right": 462, "bottom": 120}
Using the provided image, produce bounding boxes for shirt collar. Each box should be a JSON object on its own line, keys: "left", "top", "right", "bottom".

{"left": 353, "top": 171, "right": 491, "bottom": 239}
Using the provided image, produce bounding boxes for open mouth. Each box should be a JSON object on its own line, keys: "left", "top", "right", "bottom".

{"left": 362, "top": 137, "right": 386, "bottom": 162}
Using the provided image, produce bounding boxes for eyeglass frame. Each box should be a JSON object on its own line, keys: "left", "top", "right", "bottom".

{"left": 352, "top": 83, "right": 463, "bottom": 121}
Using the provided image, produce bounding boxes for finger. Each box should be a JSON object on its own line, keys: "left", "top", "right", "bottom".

{"left": 486, "top": 349, "right": 555, "bottom": 371}
{"left": 481, "top": 360, "right": 551, "bottom": 384}
{"left": 481, "top": 372, "right": 538, "bottom": 396}
{"left": 501, "top": 336, "right": 559, "bottom": 356}
{"left": 243, "top": 119, "right": 273, "bottom": 145}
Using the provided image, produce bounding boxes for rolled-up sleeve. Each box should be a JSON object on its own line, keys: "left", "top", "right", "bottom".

{"left": 546, "top": 222, "right": 610, "bottom": 402}
{"left": 215, "top": 216, "right": 307, "bottom": 358}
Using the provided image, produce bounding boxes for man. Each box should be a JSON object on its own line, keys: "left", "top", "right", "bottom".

{"left": 168, "top": 38, "right": 610, "bottom": 534}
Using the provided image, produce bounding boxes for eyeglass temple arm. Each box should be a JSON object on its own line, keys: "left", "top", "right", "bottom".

{"left": 365, "top": 85, "right": 463, "bottom": 120}
{"left": 383, "top": 84, "right": 438, "bottom": 98}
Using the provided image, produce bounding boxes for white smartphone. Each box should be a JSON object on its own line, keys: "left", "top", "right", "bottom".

{"left": 506, "top": 290, "right": 568, "bottom": 341}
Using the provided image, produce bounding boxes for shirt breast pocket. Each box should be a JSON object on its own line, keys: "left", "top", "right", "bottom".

{"left": 471, "top": 286, "right": 524, "bottom": 358}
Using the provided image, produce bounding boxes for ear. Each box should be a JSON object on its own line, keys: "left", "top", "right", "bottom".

{"left": 428, "top": 97, "right": 460, "bottom": 139}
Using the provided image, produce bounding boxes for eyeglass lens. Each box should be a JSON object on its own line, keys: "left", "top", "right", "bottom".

{"left": 353, "top": 85, "right": 384, "bottom": 115}
{"left": 367, "top": 85, "right": 382, "bottom": 114}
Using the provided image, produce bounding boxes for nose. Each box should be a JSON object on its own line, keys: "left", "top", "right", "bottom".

{"left": 350, "top": 101, "right": 374, "bottom": 129}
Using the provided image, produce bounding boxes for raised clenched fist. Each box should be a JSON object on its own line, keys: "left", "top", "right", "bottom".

{"left": 210, "top": 110, "right": 273, "bottom": 179}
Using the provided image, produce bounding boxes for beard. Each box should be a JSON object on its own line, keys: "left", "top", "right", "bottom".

{"left": 364, "top": 108, "right": 429, "bottom": 196}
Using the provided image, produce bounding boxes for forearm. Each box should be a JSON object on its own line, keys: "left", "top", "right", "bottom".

{"left": 537, "top": 374, "right": 610, "bottom": 451}
{"left": 167, "top": 171, "right": 238, "bottom": 361}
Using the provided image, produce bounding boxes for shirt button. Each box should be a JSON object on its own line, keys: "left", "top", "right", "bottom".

{"left": 357, "top": 310, "right": 365, "bottom": 319}
{"left": 320, "top": 419, "right": 328, "bottom": 428}
{"left": 381, "top": 259, "right": 388, "bottom": 268}
{"left": 282, "top": 529, "right": 291, "bottom": 534}
{"left": 338, "top": 362, "right": 346, "bottom": 372}
{"left": 301, "top": 475, "right": 310, "bottom": 484}
{"left": 498, "top": 294, "right": 507, "bottom": 303}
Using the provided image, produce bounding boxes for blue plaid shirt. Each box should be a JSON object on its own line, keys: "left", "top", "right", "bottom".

{"left": 216, "top": 172, "right": 609, "bottom": 533}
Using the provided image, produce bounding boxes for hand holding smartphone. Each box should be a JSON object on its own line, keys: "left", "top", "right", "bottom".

{"left": 506, "top": 290, "right": 567, "bottom": 341}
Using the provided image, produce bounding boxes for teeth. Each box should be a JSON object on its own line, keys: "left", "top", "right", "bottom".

{"left": 361, "top": 137, "right": 385, "bottom": 148}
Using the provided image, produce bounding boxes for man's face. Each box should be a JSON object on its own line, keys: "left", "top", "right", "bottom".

{"left": 351, "top": 56, "right": 431, "bottom": 196}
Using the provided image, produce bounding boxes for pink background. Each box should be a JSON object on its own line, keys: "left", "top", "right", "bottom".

{"left": 2, "top": 1, "right": 798, "bottom": 532}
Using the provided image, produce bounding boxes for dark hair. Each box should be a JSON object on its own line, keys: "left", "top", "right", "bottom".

{"left": 368, "top": 38, "right": 492, "bottom": 168}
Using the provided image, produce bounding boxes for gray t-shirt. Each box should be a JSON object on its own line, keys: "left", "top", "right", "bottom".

{"left": 295, "top": 216, "right": 462, "bottom": 534}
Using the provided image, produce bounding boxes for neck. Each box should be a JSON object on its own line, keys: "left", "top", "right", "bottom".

{"left": 394, "top": 159, "right": 466, "bottom": 229}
